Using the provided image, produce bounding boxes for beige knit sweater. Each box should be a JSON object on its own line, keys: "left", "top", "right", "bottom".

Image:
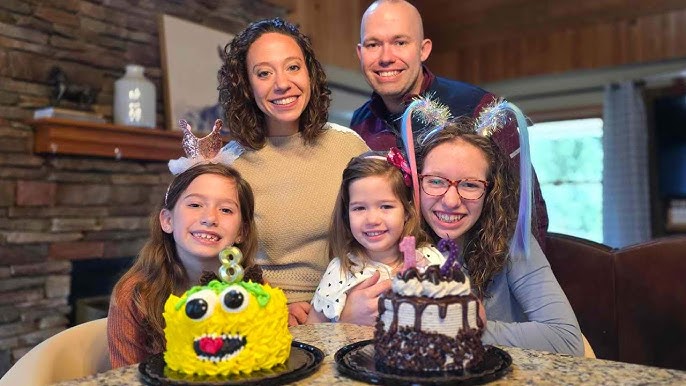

{"left": 233, "top": 123, "right": 369, "bottom": 303}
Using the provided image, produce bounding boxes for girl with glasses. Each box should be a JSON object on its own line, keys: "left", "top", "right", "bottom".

{"left": 306, "top": 150, "right": 444, "bottom": 324}
{"left": 414, "top": 116, "right": 583, "bottom": 356}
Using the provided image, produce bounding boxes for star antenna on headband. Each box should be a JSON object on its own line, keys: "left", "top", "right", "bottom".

{"left": 411, "top": 95, "right": 454, "bottom": 146}
{"left": 475, "top": 98, "right": 510, "bottom": 137}
{"left": 400, "top": 94, "right": 453, "bottom": 215}
{"left": 412, "top": 93, "right": 452, "bottom": 129}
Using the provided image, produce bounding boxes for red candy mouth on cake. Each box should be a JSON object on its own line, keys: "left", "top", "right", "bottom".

{"left": 193, "top": 333, "right": 247, "bottom": 362}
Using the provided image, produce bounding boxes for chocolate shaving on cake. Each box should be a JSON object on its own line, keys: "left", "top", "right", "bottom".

{"left": 199, "top": 270, "right": 218, "bottom": 286}
{"left": 374, "top": 323, "right": 485, "bottom": 373}
{"left": 243, "top": 264, "right": 264, "bottom": 284}
{"left": 199, "top": 264, "right": 264, "bottom": 286}
{"left": 399, "top": 264, "right": 466, "bottom": 284}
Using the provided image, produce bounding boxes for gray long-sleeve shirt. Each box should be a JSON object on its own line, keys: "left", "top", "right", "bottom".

{"left": 475, "top": 237, "right": 584, "bottom": 356}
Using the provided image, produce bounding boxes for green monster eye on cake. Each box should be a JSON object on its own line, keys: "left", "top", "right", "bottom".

{"left": 162, "top": 246, "right": 292, "bottom": 376}
{"left": 374, "top": 236, "right": 486, "bottom": 373}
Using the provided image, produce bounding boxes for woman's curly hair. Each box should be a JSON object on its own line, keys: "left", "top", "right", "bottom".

{"left": 218, "top": 17, "right": 330, "bottom": 150}
{"left": 416, "top": 118, "right": 519, "bottom": 297}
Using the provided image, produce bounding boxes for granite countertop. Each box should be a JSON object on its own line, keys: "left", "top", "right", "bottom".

{"left": 57, "top": 323, "right": 686, "bottom": 385}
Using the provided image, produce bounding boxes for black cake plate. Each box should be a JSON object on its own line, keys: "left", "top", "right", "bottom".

{"left": 139, "top": 341, "right": 324, "bottom": 386}
{"left": 335, "top": 339, "right": 512, "bottom": 386}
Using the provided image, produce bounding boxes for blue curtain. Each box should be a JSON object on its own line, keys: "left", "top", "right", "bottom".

{"left": 602, "top": 82, "right": 651, "bottom": 247}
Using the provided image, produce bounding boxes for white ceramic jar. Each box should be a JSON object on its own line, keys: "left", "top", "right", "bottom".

{"left": 113, "top": 64, "right": 156, "bottom": 128}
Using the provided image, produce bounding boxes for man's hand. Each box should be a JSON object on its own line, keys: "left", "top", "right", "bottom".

{"left": 338, "top": 271, "right": 391, "bottom": 325}
{"left": 288, "top": 301, "right": 311, "bottom": 326}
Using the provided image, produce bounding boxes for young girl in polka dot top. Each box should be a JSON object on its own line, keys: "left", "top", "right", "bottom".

{"left": 306, "top": 149, "right": 444, "bottom": 323}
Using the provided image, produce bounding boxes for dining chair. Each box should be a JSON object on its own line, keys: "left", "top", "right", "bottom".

{"left": 0, "top": 317, "right": 110, "bottom": 386}
{"left": 614, "top": 235, "right": 686, "bottom": 370}
{"left": 545, "top": 232, "right": 617, "bottom": 360}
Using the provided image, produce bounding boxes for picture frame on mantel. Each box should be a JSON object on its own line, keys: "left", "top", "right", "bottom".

{"left": 158, "top": 14, "right": 233, "bottom": 133}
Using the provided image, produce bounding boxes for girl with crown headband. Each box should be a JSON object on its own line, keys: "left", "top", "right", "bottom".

{"left": 396, "top": 97, "right": 584, "bottom": 356}
{"left": 107, "top": 122, "right": 263, "bottom": 367}
{"left": 306, "top": 150, "right": 445, "bottom": 324}
{"left": 218, "top": 18, "right": 369, "bottom": 326}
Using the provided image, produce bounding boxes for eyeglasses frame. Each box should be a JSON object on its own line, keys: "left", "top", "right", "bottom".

{"left": 419, "top": 175, "right": 490, "bottom": 200}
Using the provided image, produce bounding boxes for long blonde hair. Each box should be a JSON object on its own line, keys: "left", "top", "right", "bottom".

{"left": 328, "top": 151, "right": 429, "bottom": 273}
{"left": 111, "top": 163, "right": 258, "bottom": 350}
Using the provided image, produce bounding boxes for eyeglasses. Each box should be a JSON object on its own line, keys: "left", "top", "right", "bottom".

{"left": 419, "top": 175, "right": 489, "bottom": 200}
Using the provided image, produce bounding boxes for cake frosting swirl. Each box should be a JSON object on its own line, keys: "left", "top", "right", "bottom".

{"left": 392, "top": 265, "right": 472, "bottom": 298}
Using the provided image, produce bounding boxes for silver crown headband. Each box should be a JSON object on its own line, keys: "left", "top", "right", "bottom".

{"left": 164, "top": 119, "right": 243, "bottom": 205}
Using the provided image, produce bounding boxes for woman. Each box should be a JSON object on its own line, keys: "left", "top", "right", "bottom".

{"left": 218, "top": 18, "right": 369, "bottom": 325}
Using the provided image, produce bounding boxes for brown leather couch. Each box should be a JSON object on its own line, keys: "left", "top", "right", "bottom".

{"left": 545, "top": 232, "right": 686, "bottom": 370}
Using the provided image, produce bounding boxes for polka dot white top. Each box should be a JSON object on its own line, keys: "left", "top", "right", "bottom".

{"left": 311, "top": 246, "right": 445, "bottom": 321}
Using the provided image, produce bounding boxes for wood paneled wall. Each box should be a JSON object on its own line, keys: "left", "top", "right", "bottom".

{"left": 269, "top": 0, "right": 686, "bottom": 84}
{"left": 267, "top": 0, "right": 367, "bottom": 71}
{"left": 421, "top": 1, "right": 686, "bottom": 84}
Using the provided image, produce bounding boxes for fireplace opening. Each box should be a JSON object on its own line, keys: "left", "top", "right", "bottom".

{"left": 69, "top": 257, "right": 134, "bottom": 326}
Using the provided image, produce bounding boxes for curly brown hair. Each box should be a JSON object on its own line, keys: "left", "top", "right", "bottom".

{"left": 218, "top": 17, "right": 330, "bottom": 150}
{"left": 111, "top": 163, "right": 258, "bottom": 351}
{"left": 416, "top": 118, "right": 519, "bottom": 297}
{"left": 329, "top": 151, "right": 430, "bottom": 274}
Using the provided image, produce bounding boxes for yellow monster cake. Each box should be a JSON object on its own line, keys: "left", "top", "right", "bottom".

{"left": 162, "top": 247, "right": 292, "bottom": 376}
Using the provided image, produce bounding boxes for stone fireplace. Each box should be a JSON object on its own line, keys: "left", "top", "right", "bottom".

{"left": 0, "top": 0, "right": 284, "bottom": 376}
{"left": 0, "top": 143, "right": 172, "bottom": 375}
{"left": 69, "top": 256, "right": 134, "bottom": 325}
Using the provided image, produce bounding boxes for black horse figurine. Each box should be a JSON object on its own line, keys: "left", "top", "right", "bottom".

{"left": 48, "top": 66, "right": 97, "bottom": 108}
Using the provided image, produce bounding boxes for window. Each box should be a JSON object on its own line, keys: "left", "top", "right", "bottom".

{"left": 529, "top": 118, "right": 604, "bottom": 243}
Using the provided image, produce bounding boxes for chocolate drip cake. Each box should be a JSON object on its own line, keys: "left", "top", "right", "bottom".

{"left": 374, "top": 264, "right": 485, "bottom": 372}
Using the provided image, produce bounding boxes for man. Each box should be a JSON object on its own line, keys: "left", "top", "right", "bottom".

{"left": 351, "top": 0, "right": 549, "bottom": 248}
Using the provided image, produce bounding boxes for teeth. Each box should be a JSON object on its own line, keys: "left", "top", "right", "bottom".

{"left": 378, "top": 70, "right": 400, "bottom": 77}
{"left": 198, "top": 348, "right": 244, "bottom": 362}
{"left": 365, "top": 231, "right": 385, "bottom": 237}
{"left": 272, "top": 96, "right": 297, "bottom": 105}
{"left": 437, "top": 213, "right": 463, "bottom": 223}
{"left": 194, "top": 233, "right": 219, "bottom": 241}
{"left": 196, "top": 333, "right": 239, "bottom": 340}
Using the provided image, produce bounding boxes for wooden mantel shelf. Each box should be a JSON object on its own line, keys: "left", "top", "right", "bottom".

{"left": 31, "top": 118, "right": 184, "bottom": 161}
